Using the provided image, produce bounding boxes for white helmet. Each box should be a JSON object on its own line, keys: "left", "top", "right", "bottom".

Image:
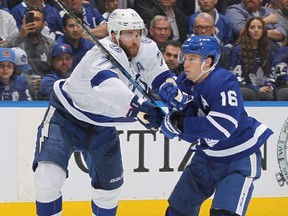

{"left": 108, "top": 8, "right": 145, "bottom": 40}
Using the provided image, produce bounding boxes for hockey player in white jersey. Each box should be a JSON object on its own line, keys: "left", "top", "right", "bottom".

{"left": 32, "top": 8, "right": 179, "bottom": 216}
{"left": 159, "top": 36, "right": 273, "bottom": 216}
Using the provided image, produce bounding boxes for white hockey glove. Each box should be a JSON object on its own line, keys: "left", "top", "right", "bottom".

{"left": 128, "top": 95, "right": 164, "bottom": 130}
{"left": 161, "top": 111, "right": 184, "bottom": 139}
{"left": 159, "top": 78, "right": 188, "bottom": 111}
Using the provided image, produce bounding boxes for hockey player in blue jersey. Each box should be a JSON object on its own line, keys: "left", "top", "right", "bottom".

{"left": 159, "top": 35, "right": 273, "bottom": 216}
{"left": 32, "top": 8, "right": 175, "bottom": 216}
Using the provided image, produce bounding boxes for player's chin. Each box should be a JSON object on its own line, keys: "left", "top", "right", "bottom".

{"left": 127, "top": 49, "right": 138, "bottom": 58}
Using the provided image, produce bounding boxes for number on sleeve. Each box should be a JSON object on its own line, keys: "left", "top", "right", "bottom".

{"left": 220, "top": 91, "right": 238, "bottom": 106}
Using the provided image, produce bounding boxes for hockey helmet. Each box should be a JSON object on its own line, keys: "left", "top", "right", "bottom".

{"left": 108, "top": 8, "right": 145, "bottom": 40}
{"left": 181, "top": 35, "right": 221, "bottom": 65}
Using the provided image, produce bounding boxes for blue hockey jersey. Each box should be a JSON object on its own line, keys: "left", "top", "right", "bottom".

{"left": 176, "top": 66, "right": 273, "bottom": 162}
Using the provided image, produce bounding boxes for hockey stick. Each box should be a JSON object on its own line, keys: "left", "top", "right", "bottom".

{"left": 54, "top": 0, "right": 162, "bottom": 107}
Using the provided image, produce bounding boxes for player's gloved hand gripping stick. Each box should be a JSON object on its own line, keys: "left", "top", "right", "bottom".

{"left": 159, "top": 78, "right": 190, "bottom": 111}
{"left": 128, "top": 95, "right": 163, "bottom": 130}
{"left": 54, "top": 0, "right": 166, "bottom": 129}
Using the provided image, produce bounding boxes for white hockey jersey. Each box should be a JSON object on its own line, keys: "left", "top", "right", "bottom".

{"left": 53, "top": 36, "right": 171, "bottom": 126}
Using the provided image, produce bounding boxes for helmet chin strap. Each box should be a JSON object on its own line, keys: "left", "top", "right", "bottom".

{"left": 192, "top": 60, "right": 217, "bottom": 83}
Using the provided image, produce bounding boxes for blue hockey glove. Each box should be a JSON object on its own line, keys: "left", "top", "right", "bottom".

{"left": 129, "top": 95, "right": 164, "bottom": 130}
{"left": 161, "top": 111, "right": 184, "bottom": 139}
{"left": 159, "top": 78, "right": 189, "bottom": 111}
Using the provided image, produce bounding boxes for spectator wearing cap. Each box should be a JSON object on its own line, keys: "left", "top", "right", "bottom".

{"left": 11, "top": 46, "right": 44, "bottom": 100}
{"left": 11, "top": 47, "right": 33, "bottom": 74}
{"left": 40, "top": 43, "right": 73, "bottom": 100}
{"left": 0, "top": 47, "right": 31, "bottom": 101}
{"left": 56, "top": 12, "right": 94, "bottom": 70}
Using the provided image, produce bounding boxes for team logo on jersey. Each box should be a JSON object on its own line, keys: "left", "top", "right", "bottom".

{"left": 275, "top": 118, "right": 288, "bottom": 187}
{"left": 204, "top": 138, "right": 219, "bottom": 147}
{"left": 141, "top": 37, "right": 152, "bottom": 44}
{"left": 109, "top": 44, "right": 122, "bottom": 53}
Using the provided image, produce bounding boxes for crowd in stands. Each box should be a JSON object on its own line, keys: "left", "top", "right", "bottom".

{"left": 0, "top": 0, "right": 287, "bottom": 101}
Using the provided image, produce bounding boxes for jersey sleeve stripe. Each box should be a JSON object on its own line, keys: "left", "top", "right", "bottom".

{"left": 206, "top": 115, "right": 230, "bottom": 139}
{"left": 202, "top": 124, "right": 268, "bottom": 157}
{"left": 209, "top": 111, "right": 238, "bottom": 128}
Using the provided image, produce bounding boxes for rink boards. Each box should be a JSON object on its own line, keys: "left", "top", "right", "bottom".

{"left": 0, "top": 101, "right": 288, "bottom": 216}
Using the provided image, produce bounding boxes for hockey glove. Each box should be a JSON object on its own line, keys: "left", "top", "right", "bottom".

{"left": 161, "top": 111, "right": 184, "bottom": 139}
{"left": 129, "top": 95, "right": 164, "bottom": 130}
{"left": 159, "top": 78, "right": 188, "bottom": 111}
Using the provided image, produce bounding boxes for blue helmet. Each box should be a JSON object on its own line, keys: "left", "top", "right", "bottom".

{"left": 182, "top": 35, "right": 221, "bottom": 65}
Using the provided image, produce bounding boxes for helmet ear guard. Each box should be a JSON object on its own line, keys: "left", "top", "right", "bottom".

{"left": 108, "top": 8, "right": 145, "bottom": 41}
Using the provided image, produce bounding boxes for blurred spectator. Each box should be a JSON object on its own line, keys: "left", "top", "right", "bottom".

{"left": 162, "top": 40, "right": 183, "bottom": 76}
{"left": 188, "top": 0, "right": 234, "bottom": 47}
{"left": 102, "top": 0, "right": 118, "bottom": 20}
{"left": 148, "top": 15, "right": 173, "bottom": 51}
{"left": 11, "top": 46, "right": 41, "bottom": 100}
{"left": 2, "top": 7, "right": 54, "bottom": 77}
{"left": 133, "top": 0, "right": 196, "bottom": 17}
{"left": 0, "top": 0, "right": 8, "bottom": 12}
{"left": 40, "top": 43, "right": 73, "bottom": 99}
{"left": 2, "top": 7, "right": 54, "bottom": 101}
{"left": 215, "top": 0, "right": 241, "bottom": 14}
{"left": 192, "top": 12, "right": 230, "bottom": 70}
{"left": 272, "top": 45, "right": 288, "bottom": 100}
{"left": 230, "top": 17, "right": 275, "bottom": 101}
{"left": 10, "top": 0, "right": 63, "bottom": 40}
{"left": 0, "top": 8, "right": 19, "bottom": 43}
{"left": 6, "top": 0, "right": 22, "bottom": 11}
{"left": 60, "top": 0, "right": 108, "bottom": 40}
{"left": 272, "top": 45, "right": 288, "bottom": 87}
{"left": 275, "top": 0, "right": 288, "bottom": 44}
{"left": 90, "top": 0, "right": 106, "bottom": 14}
{"left": 0, "top": 47, "right": 31, "bottom": 101}
{"left": 56, "top": 13, "right": 94, "bottom": 70}
{"left": 262, "top": 0, "right": 281, "bottom": 8}
{"left": 225, "top": 0, "right": 286, "bottom": 43}
{"left": 140, "top": 0, "right": 187, "bottom": 43}
{"left": 175, "top": 0, "right": 197, "bottom": 16}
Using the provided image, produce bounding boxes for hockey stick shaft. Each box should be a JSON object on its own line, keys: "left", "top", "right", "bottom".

{"left": 54, "top": 0, "right": 160, "bottom": 106}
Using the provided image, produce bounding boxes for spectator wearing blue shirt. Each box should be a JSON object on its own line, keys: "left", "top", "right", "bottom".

{"left": 40, "top": 42, "right": 73, "bottom": 99}
{"left": 225, "top": 0, "right": 286, "bottom": 43}
{"left": 10, "top": 0, "right": 63, "bottom": 40}
{"left": 60, "top": 0, "right": 108, "bottom": 40}
{"left": 187, "top": 0, "right": 234, "bottom": 47}
{"left": 56, "top": 12, "right": 94, "bottom": 70}
{"left": 0, "top": 47, "right": 31, "bottom": 101}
